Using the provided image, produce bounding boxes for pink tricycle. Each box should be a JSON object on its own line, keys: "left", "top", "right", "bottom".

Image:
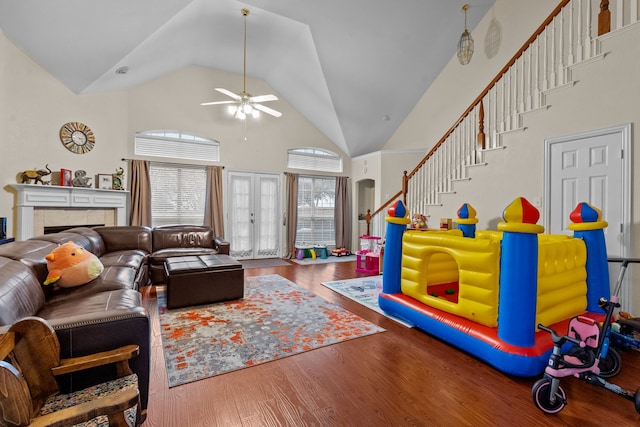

{"left": 532, "top": 294, "right": 640, "bottom": 414}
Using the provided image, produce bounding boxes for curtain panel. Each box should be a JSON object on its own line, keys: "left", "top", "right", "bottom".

{"left": 204, "top": 165, "right": 224, "bottom": 237}
{"left": 129, "top": 160, "right": 152, "bottom": 226}
{"left": 284, "top": 172, "right": 299, "bottom": 259}
{"left": 334, "top": 176, "right": 351, "bottom": 250}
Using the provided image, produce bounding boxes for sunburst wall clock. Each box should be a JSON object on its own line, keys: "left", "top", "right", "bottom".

{"left": 59, "top": 122, "right": 95, "bottom": 154}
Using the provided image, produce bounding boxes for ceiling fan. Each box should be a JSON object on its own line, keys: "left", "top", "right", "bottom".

{"left": 201, "top": 8, "right": 282, "bottom": 119}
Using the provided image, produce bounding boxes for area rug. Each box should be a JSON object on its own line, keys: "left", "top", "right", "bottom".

{"left": 159, "top": 274, "right": 384, "bottom": 387}
{"left": 321, "top": 275, "right": 414, "bottom": 327}
{"left": 238, "top": 258, "right": 291, "bottom": 269}
{"left": 291, "top": 254, "right": 356, "bottom": 265}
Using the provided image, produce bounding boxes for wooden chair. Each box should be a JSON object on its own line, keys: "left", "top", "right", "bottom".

{"left": 0, "top": 316, "right": 141, "bottom": 427}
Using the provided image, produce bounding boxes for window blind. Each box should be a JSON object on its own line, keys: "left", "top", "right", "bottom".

{"left": 295, "top": 176, "right": 336, "bottom": 245}
{"left": 149, "top": 163, "right": 206, "bottom": 227}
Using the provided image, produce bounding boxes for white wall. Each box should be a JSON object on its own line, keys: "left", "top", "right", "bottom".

{"left": 386, "top": 0, "right": 559, "bottom": 152}
{"left": 0, "top": 30, "right": 348, "bottom": 240}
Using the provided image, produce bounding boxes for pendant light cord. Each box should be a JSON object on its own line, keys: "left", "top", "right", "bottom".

{"left": 242, "top": 8, "right": 249, "bottom": 94}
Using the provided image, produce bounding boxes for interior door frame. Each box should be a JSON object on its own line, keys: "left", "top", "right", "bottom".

{"left": 543, "top": 123, "right": 632, "bottom": 306}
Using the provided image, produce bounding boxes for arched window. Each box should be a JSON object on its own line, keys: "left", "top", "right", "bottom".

{"left": 287, "top": 148, "right": 342, "bottom": 173}
{"left": 135, "top": 130, "right": 220, "bottom": 162}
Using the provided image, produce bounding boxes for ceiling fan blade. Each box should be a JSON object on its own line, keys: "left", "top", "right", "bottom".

{"left": 214, "top": 88, "right": 241, "bottom": 100}
{"left": 249, "top": 94, "right": 278, "bottom": 103}
{"left": 200, "top": 100, "right": 237, "bottom": 106}
{"left": 254, "top": 103, "right": 282, "bottom": 118}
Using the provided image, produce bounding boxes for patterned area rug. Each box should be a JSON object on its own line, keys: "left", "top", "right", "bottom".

{"left": 321, "top": 275, "right": 414, "bottom": 327}
{"left": 159, "top": 274, "right": 384, "bottom": 387}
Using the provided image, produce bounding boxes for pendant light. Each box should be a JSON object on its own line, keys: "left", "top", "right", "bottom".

{"left": 457, "top": 4, "right": 474, "bottom": 65}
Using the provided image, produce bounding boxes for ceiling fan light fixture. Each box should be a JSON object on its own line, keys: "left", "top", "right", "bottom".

{"left": 457, "top": 4, "right": 474, "bottom": 65}
{"left": 201, "top": 8, "right": 282, "bottom": 120}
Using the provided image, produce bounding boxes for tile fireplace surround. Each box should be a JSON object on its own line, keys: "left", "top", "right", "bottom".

{"left": 9, "top": 184, "right": 128, "bottom": 240}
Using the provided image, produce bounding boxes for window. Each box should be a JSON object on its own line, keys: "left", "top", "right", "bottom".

{"left": 287, "top": 148, "right": 342, "bottom": 173}
{"left": 135, "top": 130, "right": 220, "bottom": 162}
{"left": 296, "top": 176, "right": 336, "bottom": 245}
{"left": 135, "top": 130, "right": 218, "bottom": 227}
{"left": 149, "top": 163, "right": 206, "bottom": 227}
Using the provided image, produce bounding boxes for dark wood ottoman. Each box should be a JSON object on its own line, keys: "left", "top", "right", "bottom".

{"left": 164, "top": 254, "right": 244, "bottom": 309}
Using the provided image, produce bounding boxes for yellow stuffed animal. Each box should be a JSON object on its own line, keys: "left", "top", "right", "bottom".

{"left": 43, "top": 241, "right": 104, "bottom": 288}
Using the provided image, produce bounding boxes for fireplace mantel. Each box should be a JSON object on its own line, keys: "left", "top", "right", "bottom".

{"left": 9, "top": 184, "right": 129, "bottom": 240}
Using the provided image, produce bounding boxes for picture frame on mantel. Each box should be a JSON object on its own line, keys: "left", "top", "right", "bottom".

{"left": 60, "top": 169, "right": 72, "bottom": 187}
{"left": 97, "top": 174, "right": 113, "bottom": 190}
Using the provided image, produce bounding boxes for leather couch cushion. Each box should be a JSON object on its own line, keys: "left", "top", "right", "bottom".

{"left": 29, "top": 232, "right": 96, "bottom": 254}
{"left": 0, "top": 257, "right": 46, "bottom": 326}
{"left": 94, "top": 226, "right": 152, "bottom": 255}
{"left": 65, "top": 227, "right": 107, "bottom": 256}
{"left": 46, "top": 266, "right": 141, "bottom": 301}
{"left": 152, "top": 225, "right": 214, "bottom": 252}
{"left": 37, "top": 288, "right": 144, "bottom": 325}
{"left": 99, "top": 250, "right": 147, "bottom": 270}
{"left": 0, "top": 240, "right": 57, "bottom": 284}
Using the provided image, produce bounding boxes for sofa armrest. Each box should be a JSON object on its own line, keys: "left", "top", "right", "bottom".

{"left": 214, "top": 237, "right": 230, "bottom": 255}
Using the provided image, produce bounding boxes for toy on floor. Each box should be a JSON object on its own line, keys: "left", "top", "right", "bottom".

{"left": 380, "top": 198, "right": 614, "bottom": 376}
{"left": 532, "top": 257, "right": 640, "bottom": 414}
{"left": 356, "top": 235, "right": 381, "bottom": 275}
{"left": 606, "top": 258, "right": 640, "bottom": 353}
{"left": 331, "top": 248, "right": 351, "bottom": 257}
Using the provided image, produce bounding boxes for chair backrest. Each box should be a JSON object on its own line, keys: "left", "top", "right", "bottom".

{"left": 0, "top": 317, "right": 62, "bottom": 425}
{"left": 568, "top": 315, "right": 600, "bottom": 348}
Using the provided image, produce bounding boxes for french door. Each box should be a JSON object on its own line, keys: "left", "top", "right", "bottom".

{"left": 226, "top": 171, "right": 280, "bottom": 259}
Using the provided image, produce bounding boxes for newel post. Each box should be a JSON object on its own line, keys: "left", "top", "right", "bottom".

{"left": 598, "top": 0, "right": 611, "bottom": 35}
{"left": 402, "top": 171, "right": 408, "bottom": 206}
{"left": 477, "top": 100, "right": 486, "bottom": 150}
{"left": 365, "top": 209, "right": 372, "bottom": 236}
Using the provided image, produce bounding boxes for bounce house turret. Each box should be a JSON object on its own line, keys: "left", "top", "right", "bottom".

{"left": 497, "top": 197, "right": 544, "bottom": 347}
{"left": 569, "top": 202, "right": 610, "bottom": 313}
{"left": 456, "top": 203, "right": 478, "bottom": 238}
{"left": 382, "top": 200, "right": 410, "bottom": 295}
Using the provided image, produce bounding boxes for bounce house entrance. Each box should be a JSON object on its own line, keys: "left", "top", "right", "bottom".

{"left": 425, "top": 252, "right": 459, "bottom": 304}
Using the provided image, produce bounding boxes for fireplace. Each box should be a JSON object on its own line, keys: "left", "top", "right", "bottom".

{"left": 9, "top": 184, "right": 128, "bottom": 240}
{"left": 44, "top": 224, "right": 106, "bottom": 234}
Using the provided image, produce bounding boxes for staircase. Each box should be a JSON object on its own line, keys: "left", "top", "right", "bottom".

{"left": 367, "top": 0, "right": 639, "bottom": 238}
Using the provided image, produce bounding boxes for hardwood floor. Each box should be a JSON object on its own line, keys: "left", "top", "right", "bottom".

{"left": 140, "top": 261, "right": 640, "bottom": 426}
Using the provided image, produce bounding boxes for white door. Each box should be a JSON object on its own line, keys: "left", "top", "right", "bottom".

{"left": 545, "top": 124, "right": 631, "bottom": 306}
{"left": 227, "top": 171, "right": 280, "bottom": 259}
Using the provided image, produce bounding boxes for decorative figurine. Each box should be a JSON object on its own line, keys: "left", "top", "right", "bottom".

{"left": 72, "top": 170, "right": 92, "bottom": 188}
{"left": 112, "top": 167, "right": 125, "bottom": 190}
{"left": 20, "top": 164, "right": 52, "bottom": 184}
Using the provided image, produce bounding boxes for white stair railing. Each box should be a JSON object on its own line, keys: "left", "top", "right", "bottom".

{"left": 397, "top": 0, "right": 636, "bottom": 219}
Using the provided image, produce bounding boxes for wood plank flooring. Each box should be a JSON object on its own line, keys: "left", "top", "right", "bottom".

{"left": 140, "top": 261, "right": 640, "bottom": 426}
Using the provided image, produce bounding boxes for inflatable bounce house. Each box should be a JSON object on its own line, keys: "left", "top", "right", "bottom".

{"left": 380, "top": 197, "right": 611, "bottom": 376}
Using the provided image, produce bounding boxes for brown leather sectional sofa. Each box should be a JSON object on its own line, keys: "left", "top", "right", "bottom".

{"left": 0, "top": 224, "right": 229, "bottom": 420}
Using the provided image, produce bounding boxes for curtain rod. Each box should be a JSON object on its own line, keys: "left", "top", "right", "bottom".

{"left": 121, "top": 158, "right": 224, "bottom": 169}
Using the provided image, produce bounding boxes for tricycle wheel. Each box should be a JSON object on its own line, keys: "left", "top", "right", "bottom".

{"left": 532, "top": 378, "right": 566, "bottom": 414}
{"left": 599, "top": 347, "right": 622, "bottom": 378}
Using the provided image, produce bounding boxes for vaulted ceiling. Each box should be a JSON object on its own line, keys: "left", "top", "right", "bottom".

{"left": 0, "top": 0, "right": 495, "bottom": 157}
